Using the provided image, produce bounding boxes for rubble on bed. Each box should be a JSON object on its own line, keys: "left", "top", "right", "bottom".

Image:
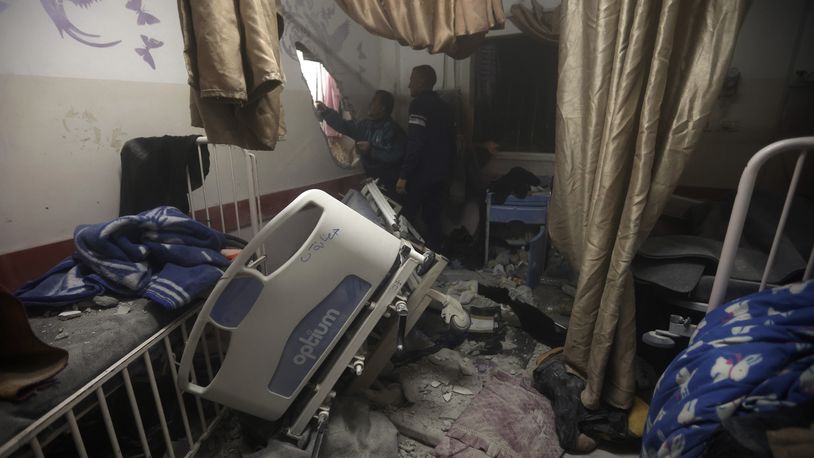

{"left": 27, "top": 296, "right": 178, "bottom": 347}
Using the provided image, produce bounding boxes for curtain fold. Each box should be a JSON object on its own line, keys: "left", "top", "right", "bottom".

{"left": 548, "top": 0, "right": 749, "bottom": 410}
{"left": 509, "top": 2, "right": 560, "bottom": 44}
{"left": 335, "top": 0, "right": 505, "bottom": 59}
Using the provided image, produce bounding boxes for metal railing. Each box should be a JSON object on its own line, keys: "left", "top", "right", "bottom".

{"left": 708, "top": 137, "right": 814, "bottom": 312}
{"left": 1, "top": 137, "right": 262, "bottom": 457}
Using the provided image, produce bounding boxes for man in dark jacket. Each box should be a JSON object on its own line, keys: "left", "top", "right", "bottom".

{"left": 396, "top": 65, "right": 456, "bottom": 251}
{"left": 316, "top": 91, "right": 405, "bottom": 195}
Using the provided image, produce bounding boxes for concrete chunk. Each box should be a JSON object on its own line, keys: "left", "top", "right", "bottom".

{"left": 58, "top": 310, "right": 82, "bottom": 321}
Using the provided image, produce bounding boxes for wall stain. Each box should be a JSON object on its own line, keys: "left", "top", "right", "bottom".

{"left": 109, "top": 127, "right": 129, "bottom": 151}
{"left": 62, "top": 108, "right": 103, "bottom": 149}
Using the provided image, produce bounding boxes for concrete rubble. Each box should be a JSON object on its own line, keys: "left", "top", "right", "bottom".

{"left": 387, "top": 324, "right": 550, "bottom": 454}
{"left": 57, "top": 310, "right": 82, "bottom": 321}
{"left": 92, "top": 295, "right": 119, "bottom": 307}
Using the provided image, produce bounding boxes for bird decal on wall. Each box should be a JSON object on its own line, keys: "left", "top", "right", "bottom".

{"left": 32, "top": 0, "right": 164, "bottom": 69}
{"left": 39, "top": 0, "right": 121, "bottom": 48}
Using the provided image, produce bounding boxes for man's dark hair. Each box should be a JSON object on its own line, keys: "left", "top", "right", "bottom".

{"left": 374, "top": 90, "right": 395, "bottom": 116}
{"left": 413, "top": 65, "right": 437, "bottom": 89}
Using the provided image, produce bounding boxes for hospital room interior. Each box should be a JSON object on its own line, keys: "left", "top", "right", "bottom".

{"left": 2, "top": 0, "right": 814, "bottom": 457}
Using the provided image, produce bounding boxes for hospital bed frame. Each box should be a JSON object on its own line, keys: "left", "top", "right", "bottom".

{"left": 707, "top": 136, "right": 814, "bottom": 312}
{"left": 0, "top": 137, "right": 467, "bottom": 457}
{"left": 0, "top": 139, "right": 262, "bottom": 458}
{"left": 175, "top": 180, "right": 467, "bottom": 451}
{"left": 643, "top": 137, "right": 814, "bottom": 347}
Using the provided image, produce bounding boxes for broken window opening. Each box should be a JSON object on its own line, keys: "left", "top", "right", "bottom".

{"left": 295, "top": 43, "right": 358, "bottom": 168}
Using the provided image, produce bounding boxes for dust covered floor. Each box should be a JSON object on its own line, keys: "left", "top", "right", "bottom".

{"left": 193, "top": 262, "right": 637, "bottom": 457}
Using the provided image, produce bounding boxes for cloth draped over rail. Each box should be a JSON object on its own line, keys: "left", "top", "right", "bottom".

{"left": 177, "top": 0, "right": 286, "bottom": 150}
{"left": 547, "top": 0, "right": 749, "bottom": 410}
{"left": 334, "top": 0, "right": 506, "bottom": 59}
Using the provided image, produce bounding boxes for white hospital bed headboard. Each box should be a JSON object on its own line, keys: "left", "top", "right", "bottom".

{"left": 708, "top": 136, "right": 814, "bottom": 312}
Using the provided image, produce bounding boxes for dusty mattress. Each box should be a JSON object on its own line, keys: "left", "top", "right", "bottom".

{"left": 0, "top": 298, "right": 187, "bottom": 446}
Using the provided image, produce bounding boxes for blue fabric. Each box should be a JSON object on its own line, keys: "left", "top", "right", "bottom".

{"left": 16, "top": 207, "right": 229, "bottom": 310}
{"left": 643, "top": 280, "right": 814, "bottom": 457}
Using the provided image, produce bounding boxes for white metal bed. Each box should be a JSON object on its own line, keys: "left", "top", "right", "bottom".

{"left": 707, "top": 136, "right": 814, "bottom": 312}
{"left": 641, "top": 137, "right": 814, "bottom": 348}
{"left": 0, "top": 138, "right": 261, "bottom": 458}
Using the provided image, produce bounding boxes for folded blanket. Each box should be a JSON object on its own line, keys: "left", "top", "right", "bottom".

{"left": 643, "top": 280, "right": 814, "bottom": 457}
{"left": 16, "top": 207, "right": 228, "bottom": 310}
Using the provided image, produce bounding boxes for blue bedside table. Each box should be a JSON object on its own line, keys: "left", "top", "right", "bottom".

{"left": 484, "top": 190, "right": 551, "bottom": 287}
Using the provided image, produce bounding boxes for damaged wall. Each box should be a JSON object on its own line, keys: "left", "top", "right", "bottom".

{"left": 0, "top": 0, "right": 391, "bottom": 255}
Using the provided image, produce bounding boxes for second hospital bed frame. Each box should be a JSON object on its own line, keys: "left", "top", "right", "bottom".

{"left": 0, "top": 137, "right": 466, "bottom": 457}
{"left": 707, "top": 136, "right": 814, "bottom": 311}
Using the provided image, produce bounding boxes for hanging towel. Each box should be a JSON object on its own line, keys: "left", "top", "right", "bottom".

{"left": 177, "top": 0, "right": 286, "bottom": 150}
{"left": 16, "top": 207, "right": 228, "bottom": 310}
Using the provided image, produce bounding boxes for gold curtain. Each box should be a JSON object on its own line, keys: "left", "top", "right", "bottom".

{"left": 334, "top": 0, "right": 505, "bottom": 59}
{"left": 509, "top": 2, "right": 560, "bottom": 44}
{"left": 549, "top": 0, "right": 749, "bottom": 410}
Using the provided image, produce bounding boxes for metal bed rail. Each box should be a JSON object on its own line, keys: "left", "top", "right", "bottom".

{"left": 0, "top": 307, "right": 229, "bottom": 458}
{"left": 188, "top": 137, "right": 266, "bottom": 262}
{"left": 1, "top": 137, "right": 265, "bottom": 457}
{"left": 708, "top": 136, "right": 814, "bottom": 312}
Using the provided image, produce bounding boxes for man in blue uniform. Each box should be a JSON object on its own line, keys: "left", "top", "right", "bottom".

{"left": 396, "top": 65, "right": 456, "bottom": 251}
{"left": 316, "top": 91, "right": 405, "bottom": 195}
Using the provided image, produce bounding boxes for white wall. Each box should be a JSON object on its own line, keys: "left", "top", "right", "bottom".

{"left": 0, "top": 0, "right": 389, "bottom": 255}
{"left": 679, "top": 0, "right": 814, "bottom": 189}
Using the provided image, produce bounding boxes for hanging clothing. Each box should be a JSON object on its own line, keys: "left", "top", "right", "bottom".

{"left": 177, "top": 0, "right": 285, "bottom": 150}
{"left": 548, "top": 0, "right": 749, "bottom": 411}
{"left": 119, "top": 135, "right": 209, "bottom": 216}
{"left": 322, "top": 71, "right": 343, "bottom": 138}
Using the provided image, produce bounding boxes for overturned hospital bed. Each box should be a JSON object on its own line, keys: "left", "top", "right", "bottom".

{"left": 0, "top": 138, "right": 467, "bottom": 458}
{"left": 176, "top": 183, "right": 468, "bottom": 453}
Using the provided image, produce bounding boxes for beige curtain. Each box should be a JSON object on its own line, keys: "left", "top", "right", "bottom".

{"left": 509, "top": 2, "right": 560, "bottom": 44}
{"left": 335, "top": 0, "right": 505, "bottom": 59}
{"left": 549, "top": 0, "right": 748, "bottom": 410}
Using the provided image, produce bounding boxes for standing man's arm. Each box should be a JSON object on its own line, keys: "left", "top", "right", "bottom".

{"left": 397, "top": 100, "right": 429, "bottom": 194}
{"left": 315, "top": 102, "right": 365, "bottom": 139}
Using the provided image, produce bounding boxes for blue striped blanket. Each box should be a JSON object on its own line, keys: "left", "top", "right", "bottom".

{"left": 16, "top": 207, "right": 229, "bottom": 310}
{"left": 643, "top": 280, "right": 814, "bottom": 457}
